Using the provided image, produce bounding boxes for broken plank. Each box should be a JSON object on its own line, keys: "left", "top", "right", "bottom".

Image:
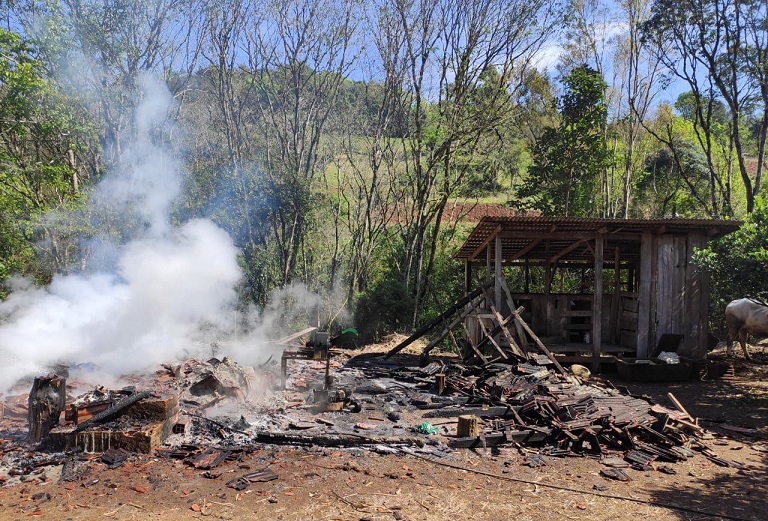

{"left": 424, "top": 406, "right": 519, "bottom": 418}
{"left": 449, "top": 429, "right": 550, "bottom": 448}
{"left": 385, "top": 281, "right": 493, "bottom": 359}
{"left": 499, "top": 277, "right": 530, "bottom": 351}
{"left": 510, "top": 308, "right": 566, "bottom": 375}
{"left": 421, "top": 293, "right": 486, "bottom": 357}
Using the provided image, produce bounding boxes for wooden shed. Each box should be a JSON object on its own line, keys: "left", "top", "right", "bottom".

{"left": 454, "top": 216, "right": 740, "bottom": 363}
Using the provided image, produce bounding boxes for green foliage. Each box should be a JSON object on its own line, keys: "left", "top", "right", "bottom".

{"left": 0, "top": 28, "right": 99, "bottom": 290}
{"left": 636, "top": 139, "right": 710, "bottom": 217}
{"left": 354, "top": 272, "right": 415, "bottom": 344}
{"left": 517, "top": 64, "right": 613, "bottom": 216}
{"left": 693, "top": 197, "right": 768, "bottom": 336}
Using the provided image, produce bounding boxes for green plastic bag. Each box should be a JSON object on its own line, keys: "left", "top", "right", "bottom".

{"left": 418, "top": 421, "right": 439, "bottom": 435}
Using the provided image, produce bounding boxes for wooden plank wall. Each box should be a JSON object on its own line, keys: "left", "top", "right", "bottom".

{"left": 619, "top": 295, "right": 638, "bottom": 350}
{"left": 652, "top": 233, "right": 709, "bottom": 359}
{"left": 636, "top": 233, "right": 653, "bottom": 358}
{"left": 683, "top": 233, "right": 708, "bottom": 358}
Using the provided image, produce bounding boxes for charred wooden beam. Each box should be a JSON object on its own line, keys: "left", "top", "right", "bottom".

{"left": 253, "top": 431, "right": 427, "bottom": 448}
{"left": 28, "top": 375, "right": 66, "bottom": 444}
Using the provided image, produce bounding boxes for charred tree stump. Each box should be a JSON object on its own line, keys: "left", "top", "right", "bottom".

{"left": 28, "top": 375, "right": 66, "bottom": 443}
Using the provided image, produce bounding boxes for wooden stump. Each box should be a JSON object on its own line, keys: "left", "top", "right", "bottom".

{"left": 457, "top": 415, "right": 479, "bottom": 437}
{"left": 28, "top": 375, "right": 66, "bottom": 443}
{"left": 435, "top": 373, "right": 445, "bottom": 395}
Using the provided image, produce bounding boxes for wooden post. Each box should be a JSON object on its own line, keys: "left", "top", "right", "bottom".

{"left": 457, "top": 415, "right": 479, "bottom": 437}
{"left": 637, "top": 233, "right": 653, "bottom": 358}
{"left": 592, "top": 235, "right": 604, "bottom": 371}
{"left": 28, "top": 375, "right": 66, "bottom": 443}
{"left": 611, "top": 247, "right": 621, "bottom": 344}
{"left": 435, "top": 374, "right": 445, "bottom": 395}
{"left": 495, "top": 235, "right": 503, "bottom": 312}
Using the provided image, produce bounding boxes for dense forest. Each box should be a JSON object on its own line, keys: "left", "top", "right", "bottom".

{"left": 0, "top": 0, "right": 767, "bottom": 341}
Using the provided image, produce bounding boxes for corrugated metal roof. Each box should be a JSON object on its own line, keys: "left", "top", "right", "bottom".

{"left": 455, "top": 216, "right": 742, "bottom": 263}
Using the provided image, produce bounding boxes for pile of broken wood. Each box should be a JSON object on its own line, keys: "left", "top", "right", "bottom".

{"left": 364, "top": 355, "right": 745, "bottom": 480}
{"left": 384, "top": 278, "right": 567, "bottom": 376}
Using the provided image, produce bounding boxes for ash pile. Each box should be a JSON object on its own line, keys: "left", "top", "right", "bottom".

{"left": 0, "top": 356, "right": 282, "bottom": 487}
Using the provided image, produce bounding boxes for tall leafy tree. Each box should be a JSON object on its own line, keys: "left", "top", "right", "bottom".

{"left": 519, "top": 64, "right": 613, "bottom": 216}
{"left": 244, "top": 0, "right": 362, "bottom": 291}
{"left": 371, "top": 0, "right": 564, "bottom": 326}
{"left": 642, "top": 0, "right": 768, "bottom": 214}
{"left": 11, "top": 0, "right": 202, "bottom": 165}
{"left": 694, "top": 196, "right": 768, "bottom": 336}
{"left": 0, "top": 28, "right": 98, "bottom": 291}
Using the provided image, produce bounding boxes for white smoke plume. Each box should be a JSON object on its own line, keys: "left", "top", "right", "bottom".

{"left": 0, "top": 75, "right": 246, "bottom": 392}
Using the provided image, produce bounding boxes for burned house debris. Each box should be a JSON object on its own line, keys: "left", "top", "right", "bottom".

{"left": 0, "top": 317, "right": 750, "bottom": 496}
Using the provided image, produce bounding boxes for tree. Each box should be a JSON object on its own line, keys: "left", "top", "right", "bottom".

{"left": 639, "top": 91, "right": 735, "bottom": 217}
{"left": 0, "top": 28, "right": 98, "bottom": 291}
{"left": 642, "top": 0, "right": 768, "bottom": 214}
{"left": 636, "top": 131, "right": 713, "bottom": 217}
{"left": 244, "top": 0, "right": 361, "bottom": 291}
{"left": 611, "top": 0, "right": 661, "bottom": 218}
{"left": 693, "top": 196, "right": 768, "bottom": 337}
{"left": 371, "top": 0, "right": 564, "bottom": 327}
{"left": 11, "top": 0, "right": 202, "bottom": 166}
{"left": 518, "top": 64, "right": 613, "bottom": 216}
{"left": 189, "top": 0, "right": 272, "bottom": 305}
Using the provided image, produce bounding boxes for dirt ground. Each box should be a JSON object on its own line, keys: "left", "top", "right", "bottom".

{"left": 1, "top": 343, "right": 768, "bottom": 521}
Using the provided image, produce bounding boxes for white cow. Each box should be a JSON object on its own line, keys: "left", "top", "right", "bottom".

{"left": 725, "top": 298, "right": 768, "bottom": 359}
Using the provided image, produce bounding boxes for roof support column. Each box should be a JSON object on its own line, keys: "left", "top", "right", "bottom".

{"left": 486, "top": 244, "right": 492, "bottom": 283}
{"left": 495, "top": 235, "right": 502, "bottom": 311}
{"left": 592, "top": 235, "right": 604, "bottom": 371}
{"left": 464, "top": 259, "right": 471, "bottom": 294}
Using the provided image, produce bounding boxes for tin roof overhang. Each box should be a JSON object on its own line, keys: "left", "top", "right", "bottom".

{"left": 455, "top": 216, "right": 742, "bottom": 264}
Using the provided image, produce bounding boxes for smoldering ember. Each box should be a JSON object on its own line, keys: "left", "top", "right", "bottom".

{"left": 1, "top": 303, "right": 768, "bottom": 520}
